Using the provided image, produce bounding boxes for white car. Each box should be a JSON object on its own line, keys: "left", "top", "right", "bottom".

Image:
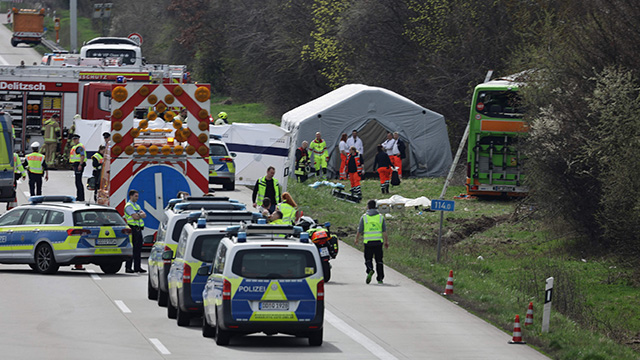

{"left": 0, "top": 196, "right": 132, "bottom": 274}
{"left": 201, "top": 224, "right": 325, "bottom": 346}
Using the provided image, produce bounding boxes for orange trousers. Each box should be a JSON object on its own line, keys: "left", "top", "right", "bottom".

{"left": 377, "top": 167, "right": 391, "bottom": 184}
{"left": 339, "top": 154, "right": 347, "bottom": 180}
{"left": 390, "top": 155, "right": 402, "bottom": 175}
{"left": 349, "top": 172, "right": 361, "bottom": 188}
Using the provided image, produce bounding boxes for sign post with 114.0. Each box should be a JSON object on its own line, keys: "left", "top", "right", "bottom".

{"left": 432, "top": 199, "right": 455, "bottom": 262}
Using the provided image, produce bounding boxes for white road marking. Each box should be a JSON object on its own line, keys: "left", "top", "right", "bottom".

{"left": 325, "top": 310, "right": 398, "bottom": 360}
{"left": 149, "top": 338, "right": 171, "bottom": 355}
{"left": 114, "top": 300, "right": 131, "bottom": 313}
{"left": 86, "top": 269, "right": 101, "bottom": 280}
{"left": 0, "top": 54, "right": 8, "bottom": 65}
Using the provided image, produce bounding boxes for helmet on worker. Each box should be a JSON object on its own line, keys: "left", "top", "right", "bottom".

{"left": 31, "top": 141, "right": 40, "bottom": 149}
{"left": 217, "top": 112, "right": 227, "bottom": 120}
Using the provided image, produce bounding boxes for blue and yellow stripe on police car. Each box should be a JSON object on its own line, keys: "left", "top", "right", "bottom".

{"left": 230, "top": 277, "right": 321, "bottom": 322}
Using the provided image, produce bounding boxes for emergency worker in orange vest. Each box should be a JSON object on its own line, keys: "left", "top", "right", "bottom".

{"left": 346, "top": 146, "right": 363, "bottom": 199}
{"left": 25, "top": 142, "right": 49, "bottom": 196}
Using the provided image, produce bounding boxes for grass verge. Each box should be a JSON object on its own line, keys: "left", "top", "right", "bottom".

{"left": 287, "top": 177, "right": 640, "bottom": 360}
{"left": 211, "top": 96, "right": 279, "bottom": 125}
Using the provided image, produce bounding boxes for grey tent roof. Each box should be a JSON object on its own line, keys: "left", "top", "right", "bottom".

{"left": 281, "top": 84, "right": 452, "bottom": 177}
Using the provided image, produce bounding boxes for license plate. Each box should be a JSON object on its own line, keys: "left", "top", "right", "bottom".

{"left": 95, "top": 248, "right": 121, "bottom": 254}
{"left": 319, "top": 247, "right": 330, "bottom": 257}
{"left": 259, "top": 301, "right": 289, "bottom": 311}
{"left": 96, "top": 238, "right": 118, "bottom": 246}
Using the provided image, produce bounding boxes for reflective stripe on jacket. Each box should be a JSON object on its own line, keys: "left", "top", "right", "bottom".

{"left": 278, "top": 202, "right": 296, "bottom": 225}
{"left": 124, "top": 201, "right": 144, "bottom": 227}
{"left": 256, "top": 176, "right": 280, "bottom": 206}
{"left": 26, "top": 153, "right": 45, "bottom": 174}
{"left": 309, "top": 139, "right": 327, "bottom": 157}
{"left": 70, "top": 143, "right": 84, "bottom": 163}
{"left": 363, "top": 213, "right": 383, "bottom": 243}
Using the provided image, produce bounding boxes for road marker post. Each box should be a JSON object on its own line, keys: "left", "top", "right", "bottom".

{"left": 542, "top": 277, "right": 553, "bottom": 332}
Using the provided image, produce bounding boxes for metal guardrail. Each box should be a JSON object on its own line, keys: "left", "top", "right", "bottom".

{"left": 41, "top": 38, "right": 69, "bottom": 53}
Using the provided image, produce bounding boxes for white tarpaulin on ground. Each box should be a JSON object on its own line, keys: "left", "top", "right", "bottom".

{"left": 210, "top": 123, "right": 291, "bottom": 190}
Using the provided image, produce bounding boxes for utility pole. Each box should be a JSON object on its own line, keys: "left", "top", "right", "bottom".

{"left": 70, "top": 0, "right": 77, "bottom": 53}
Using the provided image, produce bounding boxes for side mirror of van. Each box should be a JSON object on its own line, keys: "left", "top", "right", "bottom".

{"left": 161, "top": 249, "right": 174, "bottom": 260}
{"left": 197, "top": 265, "right": 212, "bottom": 276}
{"left": 230, "top": 152, "right": 237, "bottom": 158}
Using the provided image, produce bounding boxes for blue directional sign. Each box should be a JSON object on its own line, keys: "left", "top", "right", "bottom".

{"left": 431, "top": 199, "right": 455, "bottom": 212}
{"left": 128, "top": 166, "right": 190, "bottom": 230}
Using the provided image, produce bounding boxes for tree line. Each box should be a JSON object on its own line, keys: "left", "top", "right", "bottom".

{"left": 49, "top": 0, "right": 638, "bottom": 258}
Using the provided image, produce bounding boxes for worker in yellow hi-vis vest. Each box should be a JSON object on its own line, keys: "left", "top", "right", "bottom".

{"left": 309, "top": 132, "right": 328, "bottom": 179}
{"left": 354, "top": 199, "right": 390, "bottom": 285}
{"left": 25, "top": 142, "right": 49, "bottom": 196}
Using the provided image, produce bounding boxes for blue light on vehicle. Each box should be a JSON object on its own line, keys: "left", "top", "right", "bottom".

{"left": 30, "top": 195, "right": 76, "bottom": 204}
{"left": 237, "top": 232, "right": 247, "bottom": 243}
{"left": 300, "top": 232, "right": 309, "bottom": 243}
{"left": 197, "top": 218, "right": 206, "bottom": 228}
{"left": 257, "top": 218, "right": 267, "bottom": 224}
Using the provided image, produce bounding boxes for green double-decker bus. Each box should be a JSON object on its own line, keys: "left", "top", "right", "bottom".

{"left": 466, "top": 76, "right": 528, "bottom": 197}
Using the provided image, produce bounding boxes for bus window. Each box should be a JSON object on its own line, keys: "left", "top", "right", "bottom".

{"left": 476, "top": 91, "right": 523, "bottom": 118}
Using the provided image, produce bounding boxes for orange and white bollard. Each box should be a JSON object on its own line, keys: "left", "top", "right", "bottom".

{"left": 508, "top": 314, "right": 526, "bottom": 344}
{"left": 525, "top": 302, "right": 534, "bottom": 326}
{"left": 443, "top": 270, "right": 454, "bottom": 296}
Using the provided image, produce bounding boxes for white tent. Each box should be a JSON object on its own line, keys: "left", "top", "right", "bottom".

{"left": 210, "top": 123, "right": 291, "bottom": 191}
{"left": 281, "top": 84, "right": 452, "bottom": 177}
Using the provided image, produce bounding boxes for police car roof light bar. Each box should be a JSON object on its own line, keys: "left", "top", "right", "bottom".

{"left": 184, "top": 196, "right": 231, "bottom": 202}
{"left": 30, "top": 195, "right": 76, "bottom": 204}
{"left": 174, "top": 202, "right": 245, "bottom": 212}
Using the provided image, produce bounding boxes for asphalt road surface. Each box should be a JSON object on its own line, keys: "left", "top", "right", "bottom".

{"left": 0, "top": 18, "right": 43, "bottom": 66}
{"left": 0, "top": 171, "right": 550, "bottom": 359}
{"left": 0, "top": 18, "right": 549, "bottom": 359}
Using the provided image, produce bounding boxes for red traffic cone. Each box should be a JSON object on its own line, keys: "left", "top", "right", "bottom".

{"left": 525, "top": 302, "right": 534, "bottom": 326}
{"left": 443, "top": 270, "right": 454, "bottom": 296}
{"left": 508, "top": 314, "right": 526, "bottom": 344}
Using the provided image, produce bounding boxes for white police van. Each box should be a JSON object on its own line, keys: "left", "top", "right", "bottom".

{"left": 201, "top": 223, "right": 325, "bottom": 346}
{"left": 148, "top": 196, "right": 246, "bottom": 306}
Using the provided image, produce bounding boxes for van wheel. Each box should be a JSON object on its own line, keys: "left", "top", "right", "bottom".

{"left": 167, "top": 299, "right": 177, "bottom": 319}
{"left": 35, "top": 244, "right": 59, "bottom": 274}
{"left": 202, "top": 316, "right": 216, "bottom": 338}
{"left": 147, "top": 276, "right": 158, "bottom": 300}
{"left": 176, "top": 299, "right": 190, "bottom": 326}
{"left": 99, "top": 262, "right": 122, "bottom": 274}
{"left": 215, "top": 314, "right": 230, "bottom": 345}
{"left": 308, "top": 329, "right": 323, "bottom": 346}
{"left": 157, "top": 289, "right": 169, "bottom": 307}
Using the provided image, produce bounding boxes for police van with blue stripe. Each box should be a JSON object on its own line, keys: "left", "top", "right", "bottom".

{"left": 201, "top": 223, "right": 325, "bottom": 346}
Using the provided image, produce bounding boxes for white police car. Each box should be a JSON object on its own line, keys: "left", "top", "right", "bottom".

{"left": 201, "top": 223, "right": 325, "bottom": 346}
{"left": 166, "top": 210, "right": 258, "bottom": 326}
{"left": 148, "top": 196, "right": 246, "bottom": 306}
{"left": 0, "top": 196, "right": 132, "bottom": 274}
